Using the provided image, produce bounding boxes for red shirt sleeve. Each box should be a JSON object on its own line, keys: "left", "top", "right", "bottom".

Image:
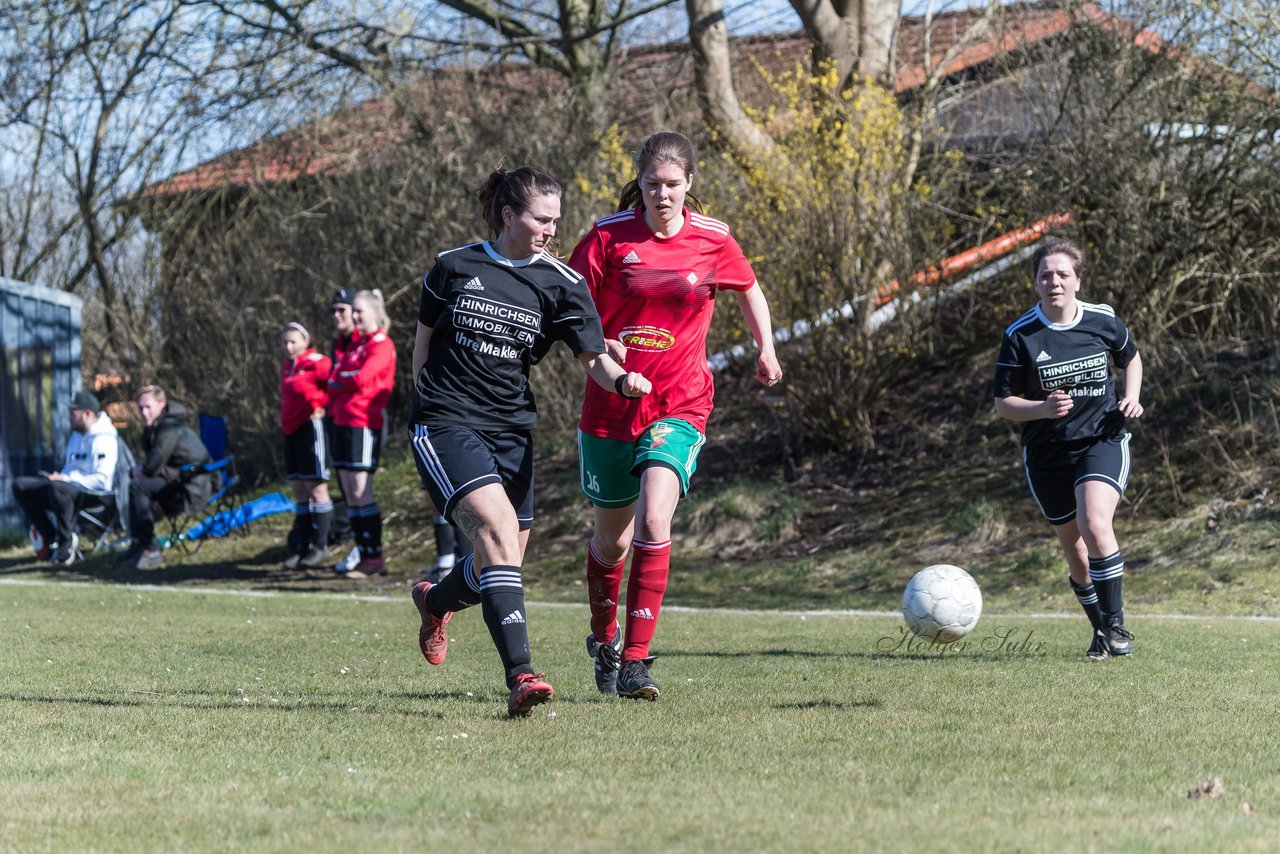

{"left": 304, "top": 353, "right": 331, "bottom": 410}
{"left": 336, "top": 333, "right": 394, "bottom": 391}
{"left": 365, "top": 334, "right": 396, "bottom": 393}
{"left": 568, "top": 227, "right": 608, "bottom": 303}
{"left": 714, "top": 230, "right": 757, "bottom": 293}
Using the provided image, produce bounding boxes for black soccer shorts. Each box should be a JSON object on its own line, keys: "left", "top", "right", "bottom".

{"left": 409, "top": 422, "right": 534, "bottom": 530}
{"left": 283, "top": 418, "right": 329, "bottom": 480}
{"left": 1022, "top": 430, "right": 1132, "bottom": 525}
{"left": 329, "top": 423, "right": 382, "bottom": 471}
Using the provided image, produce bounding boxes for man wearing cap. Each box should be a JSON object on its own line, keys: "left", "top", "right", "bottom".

{"left": 12, "top": 390, "right": 119, "bottom": 565}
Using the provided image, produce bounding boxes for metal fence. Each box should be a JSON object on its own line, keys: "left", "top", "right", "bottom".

{"left": 1, "top": 277, "right": 84, "bottom": 537}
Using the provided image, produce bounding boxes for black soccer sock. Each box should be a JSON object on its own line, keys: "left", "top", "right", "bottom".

{"left": 330, "top": 496, "right": 351, "bottom": 543}
{"left": 363, "top": 503, "right": 383, "bottom": 558}
{"left": 433, "top": 515, "right": 456, "bottom": 565}
{"left": 479, "top": 565, "right": 534, "bottom": 687}
{"left": 424, "top": 554, "right": 481, "bottom": 617}
{"left": 309, "top": 501, "right": 333, "bottom": 552}
{"left": 1070, "top": 577, "right": 1103, "bottom": 631}
{"left": 347, "top": 507, "right": 366, "bottom": 559}
{"left": 1089, "top": 550, "right": 1125, "bottom": 627}
{"left": 291, "top": 503, "right": 311, "bottom": 553}
{"left": 350, "top": 503, "right": 382, "bottom": 559}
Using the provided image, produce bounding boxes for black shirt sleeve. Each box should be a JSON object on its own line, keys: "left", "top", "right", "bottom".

{"left": 993, "top": 334, "right": 1026, "bottom": 399}
{"left": 1109, "top": 316, "right": 1138, "bottom": 368}
{"left": 546, "top": 277, "right": 606, "bottom": 359}
{"left": 419, "top": 259, "right": 448, "bottom": 328}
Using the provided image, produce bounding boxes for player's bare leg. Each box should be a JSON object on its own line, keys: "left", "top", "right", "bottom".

{"left": 1074, "top": 480, "right": 1132, "bottom": 655}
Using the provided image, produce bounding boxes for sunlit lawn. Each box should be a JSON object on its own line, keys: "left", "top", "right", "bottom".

{"left": 1, "top": 579, "right": 1277, "bottom": 851}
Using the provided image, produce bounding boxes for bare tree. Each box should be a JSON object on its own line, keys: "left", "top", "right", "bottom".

{"left": 685, "top": 0, "right": 999, "bottom": 177}
{"left": 0, "top": 0, "right": 333, "bottom": 369}
{"left": 186, "top": 0, "right": 687, "bottom": 139}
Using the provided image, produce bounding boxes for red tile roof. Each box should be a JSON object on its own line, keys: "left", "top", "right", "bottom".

{"left": 137, "top": 2, "right": 1176, "bottom": 199}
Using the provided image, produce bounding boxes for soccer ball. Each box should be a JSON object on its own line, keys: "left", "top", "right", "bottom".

{"left": 901, "top": 564, "right": 983, "bottom": 642}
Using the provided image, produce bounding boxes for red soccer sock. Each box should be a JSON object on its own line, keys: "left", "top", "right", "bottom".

{"left": 586, "top": 542, "right": 625, "bottom": 643}
{"left": 622, "top": 538, "right": 671, "bottom": 661}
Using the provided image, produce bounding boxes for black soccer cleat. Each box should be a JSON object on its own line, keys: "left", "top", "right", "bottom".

{"left": 586, "top": 623, "right": 622, "bottom": 694}
{"left": 49, "top": 533, "right": 78, "bottom": 566}
{"left": 1086, "top": 629, "right": 1111, "bottom": 661}
{"left": 616, "top": 657, "right": 660, "bottom": 701}
{"left": 1106, "top": 625, "right": 1134, "bottom": 656}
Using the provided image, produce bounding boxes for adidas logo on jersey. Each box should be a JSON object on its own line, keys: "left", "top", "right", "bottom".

{"left": 501, "top": 610, "right": 525, "bottom": 625}
{"left": 622, "top": 250, "right": 642, "bottom": 264}
{"left": 629, "top": 607, "right": 655, "bottom": 620}
{"left": 1036, "top": 350, "right": 1052, "bottom": 362}
{"left": 463, "top": 277, "right": 484, "bottom": 291}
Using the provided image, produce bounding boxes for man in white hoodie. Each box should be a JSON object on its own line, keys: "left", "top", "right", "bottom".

{"left": 12, "top": 390, "right": 119, "bottom": 565}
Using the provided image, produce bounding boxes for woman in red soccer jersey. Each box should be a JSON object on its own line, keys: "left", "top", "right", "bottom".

{"left": 327, "top": 289, "right": 397, "bottom": 578}
{"left": 569, "top": 130, "right": 783, "bottom": 699}
{"left": 279, "top": 322, "right": 334, "bottom": 569}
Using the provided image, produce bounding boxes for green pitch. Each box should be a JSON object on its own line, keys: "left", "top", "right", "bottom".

{"left": 2, "top": 580, "right": 1276, "bottom": 851}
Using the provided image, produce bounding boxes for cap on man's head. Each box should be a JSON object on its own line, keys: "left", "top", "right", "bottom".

{"left": 69, "top": 390, "right": 100, "bottom": 412}
{"left": 331, "top": 289, "right": 354, "bottom": 308}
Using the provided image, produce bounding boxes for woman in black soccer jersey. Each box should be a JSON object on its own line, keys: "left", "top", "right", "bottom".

{"left": 994, "top": 239, "right": 1144, "bottom": 660}
{"left": 408, "top": 165, "right": 651, "bottom": 717}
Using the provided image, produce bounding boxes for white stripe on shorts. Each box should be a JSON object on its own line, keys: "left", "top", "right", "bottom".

{"left": 311, "top": 418, "right": 329, "bottom": 478}
{"left": 1023, "top": 446, "right": 1065, "bottom": 523}
{"left": 410, "top": 424, "right": 455, "bottom": 502}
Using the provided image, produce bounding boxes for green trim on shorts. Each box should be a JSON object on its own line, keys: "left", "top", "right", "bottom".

{"left": 578, "top": 418, "right": 705, "bottom": 508}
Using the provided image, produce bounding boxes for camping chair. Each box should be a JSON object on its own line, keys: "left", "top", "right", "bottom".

{"left": 74, "top": 435, "right": 136, "bottom": 557}
{"left": 164, "top": 413, "right": 244, "bottom": 554}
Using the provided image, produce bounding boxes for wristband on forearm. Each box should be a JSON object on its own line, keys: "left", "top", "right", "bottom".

{"left": 614, "top": 373, "right": 628, "bottom": 396}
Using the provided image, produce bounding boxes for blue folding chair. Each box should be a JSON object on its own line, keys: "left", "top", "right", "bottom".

{"left": 166, "top": 413, "right": 244, "bottom": 553}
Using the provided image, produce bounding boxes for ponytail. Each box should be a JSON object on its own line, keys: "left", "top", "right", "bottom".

{"left": 477, "top": 165, "right": 563, "bottom": 237}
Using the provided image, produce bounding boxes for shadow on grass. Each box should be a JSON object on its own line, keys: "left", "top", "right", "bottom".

{"left": 660, "top": 647, "right": 851, "bottom": 660}
{"left": 661, "top": 646, "right": 1054, "bottom": 663}
{"left": 0, "top": 689, "right": 456, "bottom": 718}
{"left": 773, "top": 698, "right": 881, "bottom": 711}
{"left": 0, "top": 546, "right": 405, "bottom": 593}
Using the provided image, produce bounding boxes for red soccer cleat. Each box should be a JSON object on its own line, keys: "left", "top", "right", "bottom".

{"left": 347, "top": 556, "right": 387, "bottom": 578}
{"left": 411, "top": 580, "right": 451, "bottom": 665}
{"left": 507, "top": 672, "right": 554, "bottom": 717}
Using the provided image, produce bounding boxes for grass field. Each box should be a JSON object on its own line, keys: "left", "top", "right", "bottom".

{"left": 2, "top": 578, "right": 1277, "bottom": 852}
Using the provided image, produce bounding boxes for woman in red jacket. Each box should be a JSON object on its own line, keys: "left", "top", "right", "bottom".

{"left": 280, "top": 322, "right": 334, "bottom": 569}
{"left": 328, "top": 289, "right": 397, "bottom": 578}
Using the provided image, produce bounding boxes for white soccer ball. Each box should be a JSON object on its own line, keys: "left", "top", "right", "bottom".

{"left": 901, "top": 564, "right": 983, "bottom": 642}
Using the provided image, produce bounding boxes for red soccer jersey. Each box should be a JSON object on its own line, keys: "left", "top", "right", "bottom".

{"left": 569, "top": 207, "right": 757, "bottom": 440}
{"left": 328, "top": 329, "right": 396, "bottom": 430}
{"left": 280, "top": 348, "right": 332, "bottom": 434}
